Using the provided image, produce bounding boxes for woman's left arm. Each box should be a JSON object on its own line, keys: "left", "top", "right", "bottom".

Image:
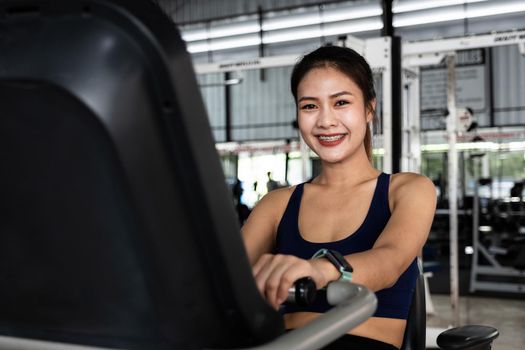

{"left": 333, "top": 173, "right": 437, "bottom": 292}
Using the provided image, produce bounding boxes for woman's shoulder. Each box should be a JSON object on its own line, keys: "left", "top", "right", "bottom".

{"left": 257, "top": 184, "right": 297, "bottom": 208}
{"left": 389, "top": 172, "right": 436, "bottom": 203}
{"left": 245, "top": 185, "right": 298, "bottom": 235}
{"left": 250, "top": 184, "right": 298, "bottom": 215}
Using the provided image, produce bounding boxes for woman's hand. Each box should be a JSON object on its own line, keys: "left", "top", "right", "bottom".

{"left": 252, "top": 253, "right": 336, "bottom": 309}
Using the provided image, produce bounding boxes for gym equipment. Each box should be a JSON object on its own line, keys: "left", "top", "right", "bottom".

{"left": 289, "top": 264, "right": 499, "bottom": 350}
{"left": 403, "top": 263, "right": 499, "bottom": 350}
{"left": 469, "top": 159, "right": 525, "bottom": 294}
{"left": 0, "top": 0, "right": 500, "bottom": 349}
{"left": 0, "top": 1, "right": 375, "bottom": 349}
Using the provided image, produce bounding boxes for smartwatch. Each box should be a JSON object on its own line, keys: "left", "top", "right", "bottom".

{"left": 311, "top": 248, "right": 353, "bottom": 282}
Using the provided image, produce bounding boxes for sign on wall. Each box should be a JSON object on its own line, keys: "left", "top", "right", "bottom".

{"left": 421, "top": 49, "right": 487, "bottom": 130}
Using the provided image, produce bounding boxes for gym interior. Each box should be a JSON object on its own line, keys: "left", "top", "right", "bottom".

{"left": 1, "top": 0, "right": 524, "bottom": 349}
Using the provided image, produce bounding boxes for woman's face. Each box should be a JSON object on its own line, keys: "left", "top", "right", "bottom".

{"left": 296, "top": 66, "right": 373, "bottom": 164}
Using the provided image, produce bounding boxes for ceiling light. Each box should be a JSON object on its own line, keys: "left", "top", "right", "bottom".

{"left": 467, "top": 2, "right": 525, "bottom": 18}
{"left": 182, "top": 28, "right": 207, "bottom": 42}
{"left": 262, "top": 13, "right": 321, "bottom": 31}
{"left": 187, "top": 35, "right": 261, "bottom": 53}
{"left": 208, "top": 22, "right": 260, "bottom": 39}
{"left": 393, "top": 0, "right": 488, "bottom": 13}
{"left": 394, "top": 1, "right": 525, "bottom": 27}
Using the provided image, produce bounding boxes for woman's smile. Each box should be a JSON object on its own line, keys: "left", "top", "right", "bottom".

{"left": 317, "top": 133, "right": 348, "bottom": 146}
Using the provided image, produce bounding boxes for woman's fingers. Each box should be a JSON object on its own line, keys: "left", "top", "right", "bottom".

{"left": 253, "top": 254, "right": 319, "bottom": 309}
{"left": 253, "top": 254, "right": 274, "bottom": 296}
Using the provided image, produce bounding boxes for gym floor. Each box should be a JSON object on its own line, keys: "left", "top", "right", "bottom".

{"left": 427, "top": 294, "right": 525, "bottom": 350}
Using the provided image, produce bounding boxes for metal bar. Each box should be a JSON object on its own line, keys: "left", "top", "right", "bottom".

{"left": 472, "top": 282, "right": 525, "bottom": 293}
{"left": 381, "top": 0, "right": 393, "bottom": 37}
{"left": 470, "top": 173, "right": 480, "bottom": 293}
{"left": 488, "top": 48, "right": 495, "bottom": 127}
{"left": 391, "top": 36, "right": 402, "bottom": 173}
{"left": 446, "top": 53, "right": 460, "bottom": 327}
{"left": 476, "top": 266, "right": 525, "bottom": 276}
{"left": 257, "top": 5, "right": 266, "bottom": 82}
{"left": 478, "top": 244, "right": 503, "bottom": 268}
{"left": 195, "top": 55, "right": 300, "bottom": 74}
{"left": 240, "top": 283, "right": 377, "bottom": 350}
{"left": 403, "top": 29, "right": 525, "bottom": 57}
{"left": 378, "top": 36, "right": 393, "bottom": 174}
{"left": 225, "top": 71, "right": 232, "bottom": 142}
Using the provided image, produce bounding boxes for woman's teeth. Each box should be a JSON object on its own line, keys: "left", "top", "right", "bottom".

{"left": 318, "top": 134, "right": 345, "bottom": 141}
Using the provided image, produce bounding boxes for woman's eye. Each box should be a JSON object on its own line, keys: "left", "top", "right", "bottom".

{"left": 300, "top": 104, "right": 316, "bottom": 110}
{"left": 335, "top": 100, "right": 349, "bottom": 106}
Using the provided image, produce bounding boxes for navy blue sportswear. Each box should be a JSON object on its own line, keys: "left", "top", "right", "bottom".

{"left": 275, "top": 172, "right": 418, "bottom": 319}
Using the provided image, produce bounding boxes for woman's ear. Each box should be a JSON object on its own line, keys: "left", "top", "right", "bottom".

{"left": 366, "top": 99, "right": 377, "bottom": 123}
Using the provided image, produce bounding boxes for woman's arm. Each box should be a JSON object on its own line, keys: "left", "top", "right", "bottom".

{"left": 242, "top": 186, "right": 334, "bottom": 309}
{"left": 255, "top": 173, "right": 436, "bottom": 308}
{"left": 340, "top": 173, "right": 437, "bottom": 291}
{"left": 241, "top": 187, "right": 292, "bottom": 265}
{"left": 247, "top": 173, "right": 436, "bottom": 309}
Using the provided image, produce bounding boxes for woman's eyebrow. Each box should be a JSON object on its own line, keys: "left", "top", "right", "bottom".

{"left": 330, "top": 91, "right": 353, "bottom": 98}
{"left": 298, "top": 91, "right": 354, "bottom": 102}
{"left": 298, "top": 96, "right": 318, "bottom": 102}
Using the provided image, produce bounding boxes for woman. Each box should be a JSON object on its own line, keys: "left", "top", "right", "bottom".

{"left": 242, "top": 45, "right": 436, "bottom": 350}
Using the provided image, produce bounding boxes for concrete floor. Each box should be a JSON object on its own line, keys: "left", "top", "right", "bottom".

{"left": 426, "top": 294, "right": 525, "bottom": 349}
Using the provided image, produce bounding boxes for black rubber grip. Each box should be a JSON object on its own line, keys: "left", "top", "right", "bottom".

{"left": 287, "top": 277, "right": 316, "bottom": 306}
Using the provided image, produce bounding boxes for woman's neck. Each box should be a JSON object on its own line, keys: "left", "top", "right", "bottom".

{"left": 315, "top": 151, "right": 379, "bottom": 188}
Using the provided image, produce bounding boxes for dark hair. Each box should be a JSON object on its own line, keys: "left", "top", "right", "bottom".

{"left": 290, "top": 45, "right": 376, "bottom": 159}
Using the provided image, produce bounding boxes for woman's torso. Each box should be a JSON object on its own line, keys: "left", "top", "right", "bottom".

{"left": 273, "top": 172, "right": 417, "bottom": 349}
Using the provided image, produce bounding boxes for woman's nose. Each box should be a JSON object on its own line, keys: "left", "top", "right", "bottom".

{"left": 316, "top": 107, "right": 338, "bottom": 128}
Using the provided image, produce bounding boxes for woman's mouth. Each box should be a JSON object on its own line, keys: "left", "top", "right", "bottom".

{"left": 317, "top": 133, "right": 347, "bottom": 146}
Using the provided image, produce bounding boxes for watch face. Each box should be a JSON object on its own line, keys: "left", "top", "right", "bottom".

{"left": 329, "top": 250, "right": 353, "bottom": 272}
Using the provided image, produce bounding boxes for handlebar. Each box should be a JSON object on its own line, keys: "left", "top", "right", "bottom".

{"left": 285, "top": 277, "right": 316, "bottom": 306}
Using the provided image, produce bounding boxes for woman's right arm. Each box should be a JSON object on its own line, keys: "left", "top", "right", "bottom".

{"left": 242, "top": 186, "right": 334, "bottom": 308}
{"left": 241, "top": 187, "right": 293, "bottom": 265}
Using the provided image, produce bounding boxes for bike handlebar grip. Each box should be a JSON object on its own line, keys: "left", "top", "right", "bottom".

{"left": 286, "top": 277, "right": 316, "bottom": 306}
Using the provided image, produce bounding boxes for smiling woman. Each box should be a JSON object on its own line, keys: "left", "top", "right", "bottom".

{"left": 241, "top": 45, "right": 437, "bottom": 350}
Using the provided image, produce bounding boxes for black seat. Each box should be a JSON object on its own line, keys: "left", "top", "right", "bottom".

{"left": 401, "top": 261, "right": 499, "bottom": 350}
{"left": 401, "top": 265, "right": 426, "bottom": 350}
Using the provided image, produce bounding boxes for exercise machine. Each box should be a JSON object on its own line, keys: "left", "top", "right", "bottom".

{"left": 0, "top": 1, "right": 500, "bottom": 349}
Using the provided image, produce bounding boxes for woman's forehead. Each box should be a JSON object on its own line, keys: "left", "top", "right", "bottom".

{"left": 298, "top": 66, "right": 362, "bottom": 96}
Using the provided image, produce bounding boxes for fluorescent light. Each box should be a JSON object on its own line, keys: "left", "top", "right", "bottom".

{"left": 263, "top": 26, "right": 321, "bottom": 44}
{"left": 393, "top": 0, "right": 488, "bottom": 14}
{"left": 262, "top": 3, "right": 382, "bottom": 31}
{"left": 182, "top": 22, "right": 260, "bottom": 42}
{"left": 467, "top": 1, "right": 525, "bottom": 18}
{"left": 262, "top": 13, "right": 321, "bottom": 31}
{"left": 394, "top": 1, "right": 525, "bottom": 27}
{"left": 187, "top": 41, "right": 209, "bottom": 53}
{"left": 322, "top": 18, "right": 383, "bottom": 36}
{"left": 209, "top": 35, "right": 261, "bottom": 51}
{"left": 182, "top": 28, "right": 207, "bottom": 42}
{"left": 187, "top": 34, "right": 262, "bottom": 53}
{"left": 394, "top": 7, "right": 465, "bottom": 27}
{"left": 262, "top": 18, "right": 382, "bottom": 45}
{"left": 208, "top": 22, "right": 260, "bottom": 39}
